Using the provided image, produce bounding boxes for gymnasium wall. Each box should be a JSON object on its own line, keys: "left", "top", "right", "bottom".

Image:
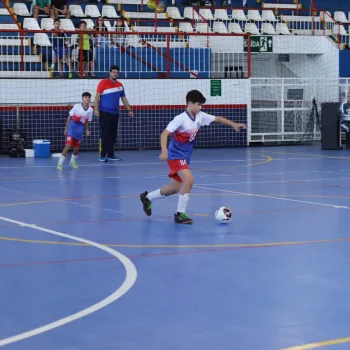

{"left": 0, "top": 79, "right": 250, "bottom": 152}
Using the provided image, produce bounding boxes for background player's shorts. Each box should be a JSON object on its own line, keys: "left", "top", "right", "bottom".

{"left": 167, "top": 159, "right": 189, "bottom": 183}
{"left": 66, "top": 136, "right": 81, "bottom": 148}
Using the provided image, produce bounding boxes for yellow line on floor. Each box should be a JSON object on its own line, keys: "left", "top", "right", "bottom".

{"left": 282, "top": 336, "right": 350, "bottom": 349}
{"left": 1, "top": 236, "right": 350, "bottom": 249}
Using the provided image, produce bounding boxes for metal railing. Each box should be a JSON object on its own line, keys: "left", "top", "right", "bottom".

{"left": 249, "top": 78, "right": 345, "bottom": 143}
{"left": 0, "top": 29, "right": 250, "bottom": 78}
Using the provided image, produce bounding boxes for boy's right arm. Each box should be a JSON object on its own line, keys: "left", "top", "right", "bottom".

{"left": 159, "top": 115, "right": 183, "bottom": 161}
{"left": 159, "top": 129, "right": 171, "bottom": 160}
{"left": 64, "top": 115, "right": 71, "bottom": 136}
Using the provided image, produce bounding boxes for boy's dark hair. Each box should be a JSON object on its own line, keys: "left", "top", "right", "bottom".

{"left": 54, "top": 19, "right": 60, "bottom": 24}
{"left": 110, "top": 65, "right": 120, "bottom": 72}
{"left": 82, "top": 92, "right": 91, "bottom": 98}
{"left": 186, "top": 90, "right": 206, "bottom": 105}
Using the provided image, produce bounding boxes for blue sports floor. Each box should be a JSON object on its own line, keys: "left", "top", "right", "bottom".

{"left": 1, "top": 145, "right": 350, "bottom": 350}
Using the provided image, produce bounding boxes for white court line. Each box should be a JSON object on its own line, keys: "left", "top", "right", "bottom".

{"left": 0, "top": 156, "right": 330, "bottom": 170}
{"left": 0, "top": 158, "right": 249, "bottom": 170}
{"left": 0, "top": 186, "right": 125, "bottom": 215}
{"left": 0, "top": 215, "right": 137, "bottom": 347}
{"left": 193, "top": 185, "right": 350, "bottom": 209}
{"left": 197, "top": 177, "right": 350, "bottom": 186}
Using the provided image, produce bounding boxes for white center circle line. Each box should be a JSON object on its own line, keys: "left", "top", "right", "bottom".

{"left": 0, "top": 215, "right": 137, "bottom": 347}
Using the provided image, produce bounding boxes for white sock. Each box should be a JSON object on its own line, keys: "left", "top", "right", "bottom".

{"left": 58, "top": 155, "right": 66, "bottom": 166}
{"left": 71, "top": 154, "right": 78, "bottom": 162}
{"left": 146, "top": 189, "right": 165, "bottom": 201}
{"left": 177, "top": 193, "right": 190, "bottom": 213}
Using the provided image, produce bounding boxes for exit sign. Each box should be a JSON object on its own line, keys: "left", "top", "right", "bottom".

{"left": 244, "top": 36, "right": 273, "bottom": 53}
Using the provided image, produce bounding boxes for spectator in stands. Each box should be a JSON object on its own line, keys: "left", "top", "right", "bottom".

{"left": 52, "top": 19, "right": 73, "bottom": 78}
{"left": 50, "top": 0, "right": 70, "bottom": 19}
{"left": 94, "top": 17, "right": 108, "bottom": 47}
{"left": 76, "top": 20, "right": 95, "bottom": 77}
{"left": 94, "top": 65, "right": 134, "bottom": 162}
{"left": 111, "top": 17, "right": 125, "bottom": 47}
{"left": 32, "top": 0, "right": 51, "bottom": 20}
{"left": 115, "top": 17, "right": 125, "bottom": 31}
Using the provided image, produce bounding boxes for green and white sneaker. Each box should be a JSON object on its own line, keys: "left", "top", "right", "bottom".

{"left": 140, "top": 191, "right": 152, "bottom": 216}
{"left": 57, "top": 164, "right": 63, "bottom": 171}
{"left": 174, "top": 212, "right": 193, "bottom": 224}
{"left": 70, "top": 161, "right": 78, "bottom": 169}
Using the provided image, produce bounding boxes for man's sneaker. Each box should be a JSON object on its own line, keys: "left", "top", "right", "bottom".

{"left": 57, "top": 164, "right": 63, "bottom": 171}
{"left": 99, "top": 157, "right": 108, "bottom": 162}
{"left": 107, "top": 155, "right": 121, "bottom": 161}
{"left": 140, "top": 191, "right": 152, "bottom": 216}
{"left": 174, "top": 212, "right": 193, "bottom": 224}
{"left": 70, "top": 161, "right": 78, "bottom": 169}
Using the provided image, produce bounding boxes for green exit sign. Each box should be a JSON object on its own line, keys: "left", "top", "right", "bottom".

{"left": 244, "top": 36, "right": 273, "bottom": 53}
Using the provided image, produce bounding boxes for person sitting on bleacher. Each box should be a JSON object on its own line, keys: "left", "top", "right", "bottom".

{"left": 94, "top": 17, "right": 108, "bottom": 47}
{"left": 50, "top": 0, "right": 70, "bottom": 19}
{"left": 32, "top": 0, "right": 51, "bottom": 20}
{"left": 111, "top": 17, "right": 125, "bottom": 47}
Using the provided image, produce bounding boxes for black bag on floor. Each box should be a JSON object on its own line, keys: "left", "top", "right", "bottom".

{"left": 8, "top": 130, "right": 26, "bottom": 158}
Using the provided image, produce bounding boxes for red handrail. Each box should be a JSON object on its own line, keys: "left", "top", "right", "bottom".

{"left": 320, "top": 10, "right": 342, "bottom": 49}
{"left": 139, "top": 38, "right": 200, "bottom": 78}
{"left": 0, "top": 29, "right": 250, "bottom": 78}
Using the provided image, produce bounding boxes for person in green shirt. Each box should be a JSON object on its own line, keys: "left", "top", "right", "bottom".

{"left": 32, "top": 0, "right": 51, "bottom": 20}
{"left": 76, "top": 20, "right": 95, "bottom": 78}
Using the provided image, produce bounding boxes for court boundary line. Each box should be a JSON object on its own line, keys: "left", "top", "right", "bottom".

{"left": 193, "top": 185, "right": 350, "bottom": 209}
{"left": 0, "top": 215, "right": 137, "bottom": 347}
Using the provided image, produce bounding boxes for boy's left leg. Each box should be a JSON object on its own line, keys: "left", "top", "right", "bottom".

{"left": 70, "top": 143, "right": 80, "bottom": 169}
{"left": 174, "top": 168, "right": 194, "bottom": 224}
{"left": 57, "top": 143, "right": 71, "bottom": 170}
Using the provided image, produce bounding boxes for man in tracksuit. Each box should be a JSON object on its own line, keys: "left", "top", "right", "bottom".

{"left": 94, "top": 65, "right": 134, "bottom": 161}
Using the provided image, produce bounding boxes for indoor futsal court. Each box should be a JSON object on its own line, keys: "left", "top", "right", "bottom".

{"left": 1, "top": 145, "right": 350, "bottom": 350}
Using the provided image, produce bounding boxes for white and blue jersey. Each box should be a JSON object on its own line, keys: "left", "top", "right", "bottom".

{"left": 166, "top": 111, "right": 216, "bottom": 164}
{"left": 67, "top": 103, "right": 93, "bottom": 140}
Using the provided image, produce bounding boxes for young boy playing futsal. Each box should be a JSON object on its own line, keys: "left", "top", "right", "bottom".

{"left": 57, "top": 92, "right": 93, "bottom": 170}
{"left": 140, "top": 89, "right": 246, "bottom": 224}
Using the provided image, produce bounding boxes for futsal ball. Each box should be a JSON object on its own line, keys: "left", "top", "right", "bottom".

{"left": 215, "top": 207, "right": 232, "bottom": 222}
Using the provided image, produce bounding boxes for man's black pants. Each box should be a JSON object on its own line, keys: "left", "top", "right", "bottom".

{"left": 99, "top": 111, "right": 119, "bottom": 158}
